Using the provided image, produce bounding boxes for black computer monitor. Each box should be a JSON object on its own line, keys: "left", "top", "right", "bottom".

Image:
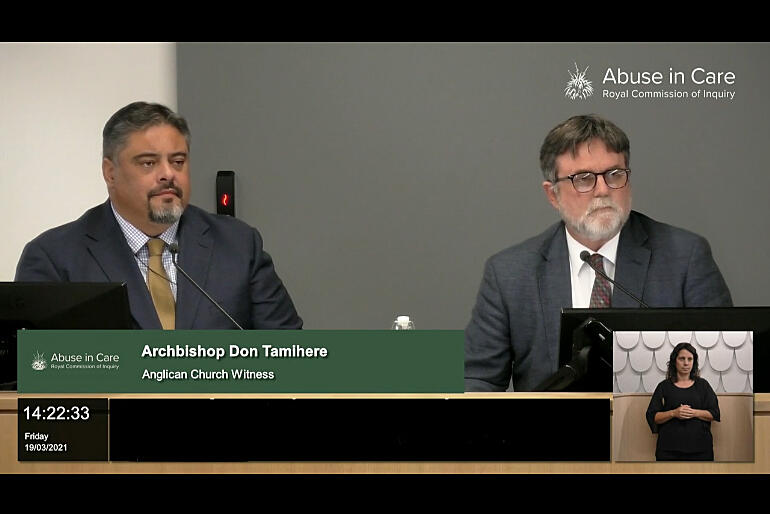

{"left": 555, "top": 307, "right": 770, "bottom": 393}
{"left": 0, "top": 282, "right": 132, "bottom": 389}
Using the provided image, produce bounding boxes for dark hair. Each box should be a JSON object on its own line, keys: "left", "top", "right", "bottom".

{"left": 539, "top": 114, "right": 630, "bottom": 183}
{"left": 102, "top": 101, "right": 191, "bottom": 160}
{"left": 667, "top": 342, "right": 700, "bottom": 382}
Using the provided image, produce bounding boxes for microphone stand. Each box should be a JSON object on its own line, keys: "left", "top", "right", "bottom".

{"left": 533, "top": 317, "right": 612, "bottom": 392}
{"left": 579, "top": 250, "right": 650, "bottom": 308}
{"left": 169, "top": 244, "right": 244, "bottom": 330}
{"left": 534, "top": 251, "right": 650, "bottom": 391}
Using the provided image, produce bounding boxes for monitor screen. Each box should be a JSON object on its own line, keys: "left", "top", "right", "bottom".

{"left": 0, "top": 282, "right": 132, "bottom": 389}
{"left": 558, "top": 307, "right": 770, "bottom": 393}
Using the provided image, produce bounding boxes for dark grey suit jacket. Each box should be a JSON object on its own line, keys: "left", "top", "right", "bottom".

{"left": 15, "top": 200, "right": 302, "bottom": 330}
{"left": 465, "top": 211, "right": 732, "bottom": 392}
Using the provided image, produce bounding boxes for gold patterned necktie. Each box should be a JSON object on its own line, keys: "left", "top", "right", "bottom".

{"left": 147, "top": 238, "right": 175, "bottom": 330}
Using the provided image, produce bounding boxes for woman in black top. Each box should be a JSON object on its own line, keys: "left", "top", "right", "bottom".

{"left": 645, "top": 342, "right": 720, "bottom": 461}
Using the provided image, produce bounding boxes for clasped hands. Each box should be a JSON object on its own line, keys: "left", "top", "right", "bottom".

{"left": 673, "top": 404, "right": 697, "bottom": 419}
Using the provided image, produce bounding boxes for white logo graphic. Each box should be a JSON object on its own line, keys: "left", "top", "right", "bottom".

{"left": 31, "top": 351, "right": 47, "bottom": 371}
{"left": 564, "top": 62, "right": 593, "bottom": 100}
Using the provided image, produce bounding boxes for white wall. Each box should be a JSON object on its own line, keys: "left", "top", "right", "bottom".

{"left": 0, "top": 42, "right": 176, "bottom": 280}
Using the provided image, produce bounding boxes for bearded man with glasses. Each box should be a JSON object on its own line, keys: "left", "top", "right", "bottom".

{"left": 465, "top": 114, "right": 732, "bottom": 392}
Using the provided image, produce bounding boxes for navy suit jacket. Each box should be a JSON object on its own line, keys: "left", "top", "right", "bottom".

{"left": 15, "top": 201, "right": 302, "bottom": 330}
{"left": 465, "top": 211, "right": 732, "bottom": 392}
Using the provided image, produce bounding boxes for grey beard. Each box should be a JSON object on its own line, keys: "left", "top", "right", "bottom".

{"left": 149, "top": 203, "right": 183, "bottom": 224}
{"left": 559, "top": 197, "right": 631, "bottom": 243}
{"left": 569, "top": 209, "right": 628, "bottom": 241}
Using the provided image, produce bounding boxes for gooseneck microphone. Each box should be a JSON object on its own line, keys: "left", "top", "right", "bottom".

{"left": 168, "top": 243, "right": 245, "bottom": 330}
{"left": 579, "top": 250, "right": 650, "bottom": 308}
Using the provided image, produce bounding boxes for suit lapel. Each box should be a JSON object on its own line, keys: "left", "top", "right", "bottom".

{"left": 175, "top": 208, "right": 214, "bottom": 329}
{"left": 84, "top": 201, "right": 161, "bottom": 329}
{"left": 537, "top": 223, "right": 572, "bottom": 370}
{"left": 613, "top": 212, "right": 651, "bottom": 307}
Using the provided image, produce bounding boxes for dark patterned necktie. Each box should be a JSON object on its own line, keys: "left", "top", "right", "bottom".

{"left": 588, "top": 253, "right": 612, "bottom": 308}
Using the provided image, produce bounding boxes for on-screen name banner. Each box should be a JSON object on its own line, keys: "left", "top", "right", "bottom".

{"left": 18, "top": 330, "right": 463, "bottom": 393}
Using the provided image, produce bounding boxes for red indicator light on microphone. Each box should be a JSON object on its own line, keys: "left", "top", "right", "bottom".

{"left": 221, "top": 193, "right": 229, "bottom": 207}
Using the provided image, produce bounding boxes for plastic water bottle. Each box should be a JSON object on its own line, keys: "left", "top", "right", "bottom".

{"left": 392, "top": 315, "right": 415, "bottom": 330}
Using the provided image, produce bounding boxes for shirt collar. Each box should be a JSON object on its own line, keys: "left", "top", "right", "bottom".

{"left": 565, "top": 227, "right": 620, "bottom": 277}
{"left": 110, "top": 201, "right": 179, "bottom": 254}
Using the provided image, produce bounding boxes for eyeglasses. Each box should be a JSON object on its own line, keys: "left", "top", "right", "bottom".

{"left": 552, "top": 168, "right": 631, "bottom": 193}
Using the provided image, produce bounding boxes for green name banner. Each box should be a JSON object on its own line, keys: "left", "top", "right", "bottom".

{"left": 18, "top": 330, "right": 463, "bottom": 393}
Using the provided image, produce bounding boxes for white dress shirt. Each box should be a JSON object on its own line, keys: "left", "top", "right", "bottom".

{"left": 565, "top": 229, "right": 620, "bottom": 308}
{"left": 110, "top": 202, "right": 179, "bottom": 300}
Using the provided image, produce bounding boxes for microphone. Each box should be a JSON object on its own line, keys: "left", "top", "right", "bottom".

{"left": 533, "top": 317, "right": 612, "bottom": 391}
{"left": 168, "top": 243, "right": 245, "bottom": 330}
{"left": 579, "top": 250, "right": 650, "bottom": 308}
